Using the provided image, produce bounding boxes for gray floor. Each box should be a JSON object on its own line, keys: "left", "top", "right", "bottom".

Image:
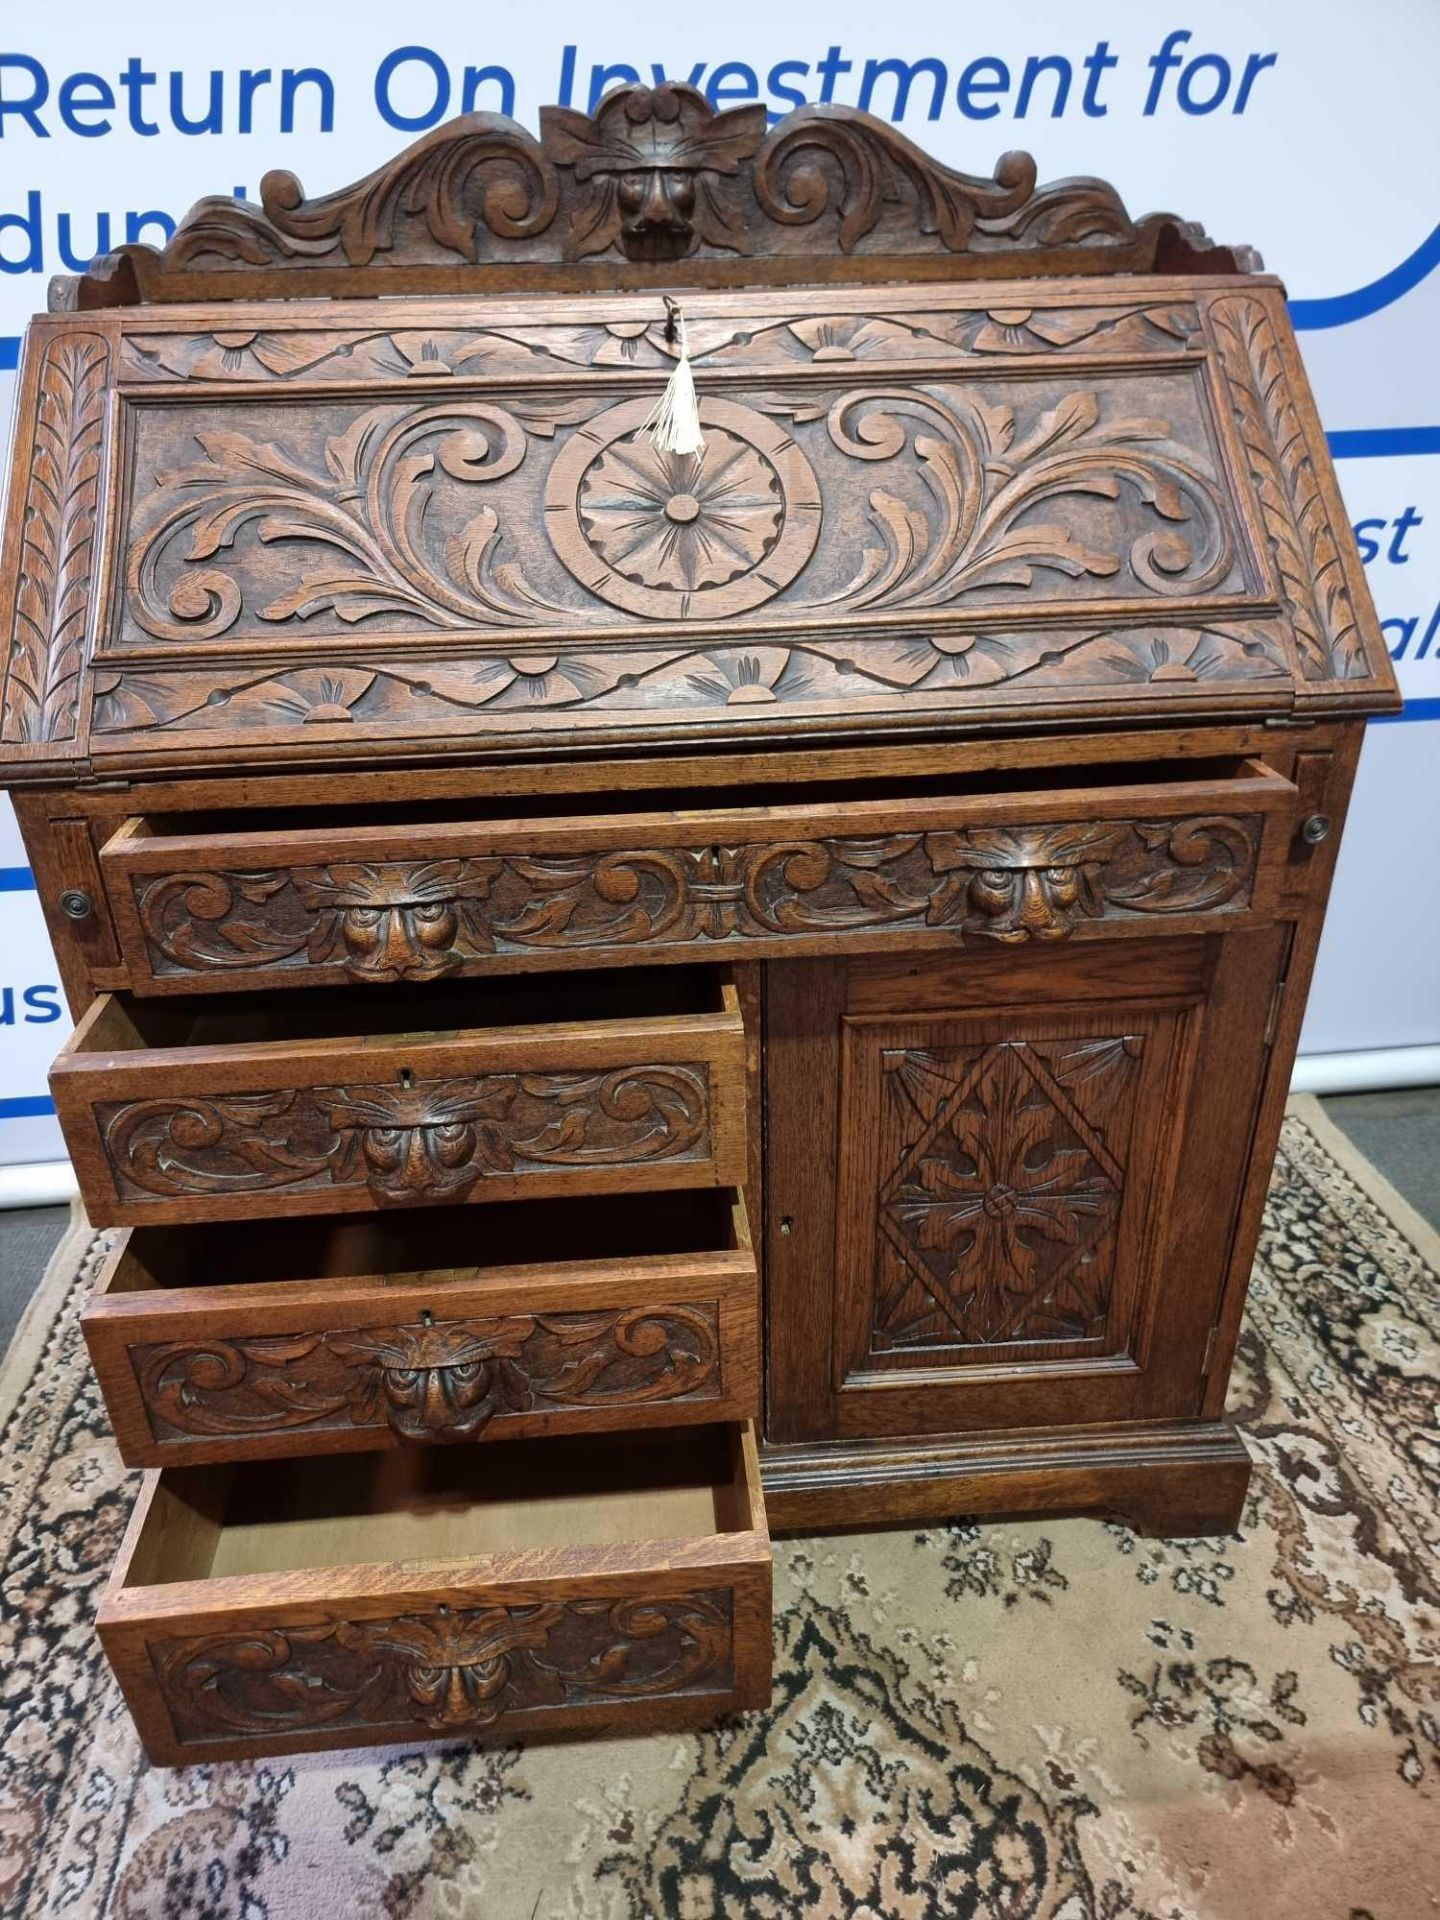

{"left": 0, "top": 1205, "right": 71, "bottom": 1356}
{"left": 1319, "top": 1088, "right": 1440, "bottom": 1228}
{"left": 0, "top": 1091, "right": 1435, "bottom": 1359}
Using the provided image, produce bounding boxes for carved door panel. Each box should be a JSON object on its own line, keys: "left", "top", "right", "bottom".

{"left": 764, "top": 928, "right": 1288, "bottom": 1441}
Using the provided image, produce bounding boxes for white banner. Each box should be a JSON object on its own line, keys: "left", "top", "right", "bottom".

{"left": 1, "top": 0, "right": 1435, "bottom": 1159}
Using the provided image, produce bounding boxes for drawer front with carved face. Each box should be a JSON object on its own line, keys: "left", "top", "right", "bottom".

{"left": 84, "top": 1192, "right": 757, "bottom": 1466}
{"left": 98, "top": 1425, "right": 771, "bottom": 1766}
{"left": 97, "top": 759, "right": 1296, "bottom": 995}
{"left": 50, "top": 971, "right": 747, "bottom": 1226}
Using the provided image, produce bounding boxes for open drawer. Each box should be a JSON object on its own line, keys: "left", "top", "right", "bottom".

{"left": 95, "top": 757, "right": 1299, "bottom": 994}
{"left": 51, "top": 968, "right": 746, "bottom": 1226}
{"left": 85, "top": 1190, "right": 757, "bottom": 1466}
{"left": 98, "top": 1422, "right": 771, "bottom": 1765}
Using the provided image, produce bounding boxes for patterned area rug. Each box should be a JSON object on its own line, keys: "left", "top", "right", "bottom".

{"left": 1, "top": 1099, "right": 1436, "bottom": 1920}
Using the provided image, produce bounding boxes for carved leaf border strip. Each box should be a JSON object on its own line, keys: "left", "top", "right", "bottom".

{"left": 116, "top": 302, "right": 1206, "bottom": 386}
{"left": 1210, "top": 293, "right": 1368, "bottom": 682}
{"left": 2, "top": 332, "right": 108, "bottom": 744}
{"left": 90, "top": 620, "right": 1292, "bottom": 741}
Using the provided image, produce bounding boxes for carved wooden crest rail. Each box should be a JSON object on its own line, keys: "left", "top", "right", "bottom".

{"left": 53, "top": 85, "right": 1257, "bottom": 310}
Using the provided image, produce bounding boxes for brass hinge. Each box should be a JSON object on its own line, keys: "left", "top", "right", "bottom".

{"left": 1201, "top": 1324, "right": 1221, "bottom": 1377}
{"left": 1262, "top": 976, "right": 1287, "bottom": 1048}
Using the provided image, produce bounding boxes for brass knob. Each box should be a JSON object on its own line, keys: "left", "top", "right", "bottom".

{"left": 58, "top": 889, "right": 93, "bottom": 920}
{"left": 1300, "top": 814, "right": 1333, "bottom": 846}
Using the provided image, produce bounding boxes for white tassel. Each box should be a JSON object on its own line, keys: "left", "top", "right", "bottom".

{"left": 639, "top": 299, "right": 705, "bottom": 456}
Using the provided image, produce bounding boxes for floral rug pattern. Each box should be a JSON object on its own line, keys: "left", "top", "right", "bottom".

{"left": 0, "top": 1101, "right": 1435, "bottom": 1919}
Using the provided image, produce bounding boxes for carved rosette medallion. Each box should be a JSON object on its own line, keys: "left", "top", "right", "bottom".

{"left": 546, "top": 397, "right": 821, "bottom": 619}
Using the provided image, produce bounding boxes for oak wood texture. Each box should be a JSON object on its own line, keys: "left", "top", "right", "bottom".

{"left": 0, "top": 277, "right": 1398, "bottom": 786}
{"left": 761, "top": 1417, "right": 1253, "bottom": 1536}
{"left": 50, "top": 968, "right": 747, "bottom": 1225}
{"left": 764, "top": 927, "right": 1287, "bottom": 1447}
{"left": 93, "top": 760, "right": 1296, "bottom": 994}
{"left": 98, "top": 1421, "right": 771, "bottom": 1765}
{"left": 55, "top": 89, "right": 1255, "bottom": 312}
{"left": 0, "top": 99, "right": 1405, "bottom": 1761}
{"left": 84, "top": 1190, "right": 757, "bottom": 1467}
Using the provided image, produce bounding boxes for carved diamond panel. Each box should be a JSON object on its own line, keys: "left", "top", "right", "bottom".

{"left": 872, "top": 1035, "right": 1143, "bottom": 1352}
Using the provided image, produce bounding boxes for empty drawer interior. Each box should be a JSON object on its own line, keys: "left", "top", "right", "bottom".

{"left": 115, "top": 755, "right": 1280, "bottom": 843}
{"left": 104, "top": 1189, "right": 747, "bottom": 1295}
{"left": 122, "top": 1425, "right": 753, "bottom": 1585}
{"left": 69, "top": 965, "right": 734, "bottom": 1057}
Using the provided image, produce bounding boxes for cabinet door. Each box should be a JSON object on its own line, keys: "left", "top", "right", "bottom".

{"left": 764, "top": 929, "right": 1288, "bottom": 1442}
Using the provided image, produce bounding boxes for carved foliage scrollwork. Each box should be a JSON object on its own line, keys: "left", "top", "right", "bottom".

{"left": 96, "top": 1065, "right": 712, "bottom": 1206}
{"left": 132, "top": 1302, "right": 723, "bottom": 1445}
{"left": 126, "top": 396, "right": 601, "bottom": 640}
{"left": 161, "top": 114, "right": 559, "bottom": 274}
{"left": 752, "top": 383, "right": 1234, "bottom": 614}
{"left": 122, "top": 376, "right": 1239, "bottom": 646}
{"left": 128, "top": 814, "right": 1262, "bottom": 986}
{"left": 152, "top": 1590, "right": 735, "bottom": 1744}
{"left": 79, "top": 84, "right": 1231, "bottom": 295}
{"left": 2, "top": 332, "right": 108, "bottom": 744}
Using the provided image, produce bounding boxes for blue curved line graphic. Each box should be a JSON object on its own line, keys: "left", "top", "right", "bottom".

{"left": 1290, "top": 221, "right": 1440, "bottom": 330}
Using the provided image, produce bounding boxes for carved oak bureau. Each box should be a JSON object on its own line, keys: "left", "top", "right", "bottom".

{"left": 0, "top": 88, "right": 1398, "bottom": 1765}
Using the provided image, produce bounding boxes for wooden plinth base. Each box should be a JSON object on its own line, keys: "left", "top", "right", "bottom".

{"left": 761, "top": 1418, "right": 1252, "bottom": 1538}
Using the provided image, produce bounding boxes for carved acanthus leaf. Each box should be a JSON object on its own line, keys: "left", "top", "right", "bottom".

{"left": 1210, "top": 294, "right": 1368, "bottom": 682}
{"left": 1, "top": 333, "right": 107, "bottom": 744}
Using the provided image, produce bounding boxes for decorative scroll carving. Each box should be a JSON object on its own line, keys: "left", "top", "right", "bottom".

{"left": 96, "top": 1066, "right": 712, "bottom": 1206}
{"left": 874, "top": 1035, "right": 1142, "bottom": 1351}
{"left": 136, "top": 860, "right": 504, "bottom": 980}
{"left": 116, "top": 303, "right": 1205, "bottom": 386}
{"left": 92, "top": 623, "right": 1290, "bottom": 742}
{"left": 125, "top": 396, "right": 600, "bottom": 640}
{"left": 127, "top": 813, "right": 1261, "bottom": 986}
{"left": 143, "top": 115, "right": 560, "bottom": 277}
{"left": 133, "top": 1303, "right": 723, "bottom": 1445}
{"left": 754, "top": 112, "right": 1081, "bottom": 254}
{"left": 152, "top": 1592, "right": 735, "bottom": 1744}
{"left": 60, "top": 88, "right": 1252, "bottom": 306}
{"left": 1, "top": 333, "right": 107, "bottom": 744}
{"left": 1209, "top": 294, "right": 1368, "bottom": 682}
{"left": 754, "top": 382, "right": 1235, "bottom": 614}
{"left": 119, "top": 376, "right": 1239, "bottom": 645}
